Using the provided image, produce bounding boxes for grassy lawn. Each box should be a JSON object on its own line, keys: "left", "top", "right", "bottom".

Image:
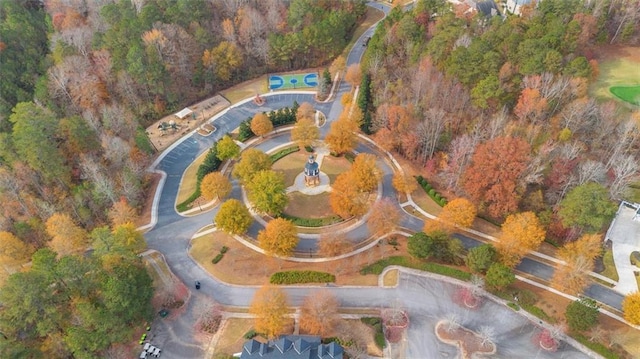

{"left": 411, "top": 186, "right": 443, "bottom": 216}
{"left": 220, "top": 75, "right": 269, "bottom": 104}
{"left": 212, "top": 318, "right": 254, "bottom": 358}
{"left": 283, "top": 192, "right": 334, "bottom": 219}
{"left": 382, "top": 269, "right": 398, "bottom": 287}
{"left": 319, "top": 155, "right": 351, "bottom": 183}
{"left": 601, "top": 247, "right": 620, "bottom": 282}
{"left": 272, "top": 152, "right": 308, "bottom": 186}
{"left": 142, "top": 251, "right": 173, "bottom": 287}
{"left": 589, "top": 46, "right": 640, "bottom": 105}
{"left": 610, "top": 85, "right": 640, "bottom": 105}
{"left": 176, "top": 149, "right": 209, "bottom": 205}
{"left": 190, "top": 231, "right": 402, "bottom": 286}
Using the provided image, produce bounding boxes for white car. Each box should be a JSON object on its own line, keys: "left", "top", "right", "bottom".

{"left": 153, "top": 347, "right": 161, "bottom": 357}
{"left": 139, "top": 351, "right": 147, "bottom": 359}
{"left": 143, "top": 343, "right": 150, "bottom": 352}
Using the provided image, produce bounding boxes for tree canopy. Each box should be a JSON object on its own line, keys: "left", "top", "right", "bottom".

{"left": 558, "top": 182, "right": 617, "bottom": 233}
{"left": 496, "top": 212, "right": 546, "bottom": 268}
{"left": 249, "top": 285, "right": 289, "bottom": 339}
{"left": 215, "top": 199, "right": 253, "bottom": 235}
{"left": 257, "top": 218, "right": 298, "bottom": 257}
{"left": 245, "top": 170, "right": 288, "bottom": 216}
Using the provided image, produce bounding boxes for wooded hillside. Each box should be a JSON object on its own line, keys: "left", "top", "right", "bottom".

{"left": 364, "top": 0, "right": 640, "bottom": 241}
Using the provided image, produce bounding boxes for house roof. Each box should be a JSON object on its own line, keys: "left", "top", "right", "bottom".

{"left": 476, "top": 0, "right": 500, "bottom": 16}
{"left": 240, "top": 335, "right": 343, "bottom": 359}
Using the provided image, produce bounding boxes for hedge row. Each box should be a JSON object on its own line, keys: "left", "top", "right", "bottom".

{"left": 278, "top": 213, "right": 342, "bottom": 227}
{"left": 177, "top": 144, "right": 222, "bottom": 212}
{"left": 212, "top": 246, "right": 229, "bottom": 265}
{"left": 270, "top": 270, "right": 335, "bottom": 284}
{"left": 415, "top": 175, "right": 447, "bottom": 207}
{"left": 270, "top": 146, "right": 300, "bottom": 162}
{"left": 359, "top": 256, "right": 471, "bottom": 281}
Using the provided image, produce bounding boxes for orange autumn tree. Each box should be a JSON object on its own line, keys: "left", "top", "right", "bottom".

{"left": 45, "top": 213, "right": 88, "bottom": 256}
{"left": 392, "top": 173, "right": 417, "bottom": 194}
{"left": 330, "top": 172, "right": 369, "bottom": 219}
{"left": 318, "top": 232, "right": 351, "bottom": 257}
{"left": 0, "top": 231, "right": 33, "bottom": 274}
{"left": 325, "top": 117, "right": 358, "bottom": 155}
{"left": 257, "top": 218, "right": 298, "bottom": 256}
{"left": 623, "top": 292, "right": 640, "bottom": 325}
{"left": 496, "top": 212, "right": 545, "bottom": 267}
{"left": 551, "top": 234, "right": 602, "bottom": 295}
{"left": 291, "top": 117, "right": 319, "bottom": 150}
{"left": 200, "top": 172, "right": 232, "bottom": 202}
{"left": 250, "top": 112, "right": 273, "bottom": 137}
{"left": 300, "top": 290, "right": 340, "bottom": 336}
{"left": 426, "top": 197, "right": 476, "bottom": 233}
{"left": 108, "top": 197, "right": 138, "bottom": 226}
{"left": 250, "top": 285, "right": 289, "bottom": 339}
{"left": 350, "top": 153, "right": 381, "bottom": 193}
{"left": 462, "top": 137, "right": 531, "bottom": 218}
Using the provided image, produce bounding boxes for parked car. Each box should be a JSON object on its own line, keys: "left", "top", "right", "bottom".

{"left": 195, "top": 281, "right": 201, "bottom": 290}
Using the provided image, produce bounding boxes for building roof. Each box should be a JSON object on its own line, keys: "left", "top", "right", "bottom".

{"left": 240, "top": 335, "right": 343, "bottom": 359}
{"left": 476, "top": 0, "right": 500, "bottom": 17}
{"left": 304, "top": 156, "right": 319, "bottom": 175}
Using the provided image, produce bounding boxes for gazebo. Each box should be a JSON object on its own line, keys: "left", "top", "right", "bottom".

{"left": 304, "top": 155, "right": 320, "bottom": 187}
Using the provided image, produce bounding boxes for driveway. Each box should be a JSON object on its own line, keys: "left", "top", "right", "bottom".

{"left": 606, "top": 202, "right": 640, "bottom": 295}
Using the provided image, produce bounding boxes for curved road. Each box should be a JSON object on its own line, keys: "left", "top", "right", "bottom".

{"left": 143, "top": 2, "right": 623, "bottom": 358}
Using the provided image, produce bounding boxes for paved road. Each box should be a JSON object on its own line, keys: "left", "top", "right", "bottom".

{"left": 142, "top": 2, "right": 622, "bottom": 358}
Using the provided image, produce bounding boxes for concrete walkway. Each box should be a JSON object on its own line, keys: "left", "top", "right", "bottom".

{"left": 606, "top": 202, "right": 640, "bottom": 295}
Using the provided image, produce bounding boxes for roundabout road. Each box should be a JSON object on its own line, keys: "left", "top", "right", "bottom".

{"left": 142, "top": 2, "right": 622, "bottom": 358}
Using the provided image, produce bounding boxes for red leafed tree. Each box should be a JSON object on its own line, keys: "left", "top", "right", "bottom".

{"left": 462, "top": 137, "right": 531, "bottom": 219}
{"left": 514, "top": 88, "right": 547, "bottom": 123}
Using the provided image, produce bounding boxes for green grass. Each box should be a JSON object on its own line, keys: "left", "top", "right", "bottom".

{"left": 610, "top": 86, "right": 640, "bottom": 106}
{"left": 601, "top": 248, "right": 620, "bottom": 282}
{"left": 572, "top": 333, "right": 621, "bottom": 359}
{"left": 359, "top": 256, "right": 471, "bottom": 281}
{"left": 520, "top": 303, "right": 556, "bottom": 323}
{"left": 360, "top": 317, "right": 385, "bottom": 350}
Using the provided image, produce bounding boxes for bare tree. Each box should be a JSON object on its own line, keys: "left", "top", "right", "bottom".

{"left": 478, "top": 325, "right": 496, "bottom": 347}
{"left": 576, "top": 160, "right": 606, "bottom": 185}
{"left": 609, "top": 154, "right": 639, "bottom": 198}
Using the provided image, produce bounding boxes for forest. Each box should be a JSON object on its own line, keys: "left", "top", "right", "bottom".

{"left": 362, "top": 0, "right": 640, "bottom": 242}
{"left": 0, "top": 0, "right": 366, "bottom": 357}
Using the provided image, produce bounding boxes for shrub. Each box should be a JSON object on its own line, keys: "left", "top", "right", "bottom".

{"left": 238, "top": 119, "right": 255, "bottom": 142}
{"left": 270, "top": 146, "right": 300, "bottom": 162}
{"left": 244, "top": 329, "right": 258, "bottom": 339}
{"left": 305, "top": 146, "right": 314, "bottom": 152}
{"left": 270, "top": 271, "right": 335, "bottom": 284}
{"left": 212, "top": 253, "right": 224, "bottom": 264}
{"left": 573, "top": 334, "right": 621, "bottom": 359}
{"left": 278, "top": 213, "right": 342, "bottom": 227}
{"left": 220, "top": 246, "right": 229, "bottom": 254}
{"left": 428, "top": 189, "right": 436, "bottom": 196}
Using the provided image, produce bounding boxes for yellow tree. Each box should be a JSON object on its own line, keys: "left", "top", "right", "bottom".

{"left": 111, "top": 223, "right": 147, "bottom": 254}
{"left": 496, "top": 212, "right": 545, "bottom": 267}
{"left": 215, "top": 199, "right": 253, "bottom": 235}
{"left": 623, "top": 292, "right": 640, "bottom": 325}
{"left": 344, "top": 64, "right": 362, "bottom": 88}
{"left": 351, "top": 153, "right": 381, "bottom": 193}
{"left": 45, "top": 213, "right": 88, "bottom": 256}
{"left": 291, "top": 117, "right": 319, "bottom": 150}
{"left": 258, "top": 218, "right": 298, "bottom": 256}
{"left": 250, "top": 113, "right": 273, "bottom": 137}
{"left": 108, "top": 197, "right": 137, "bottom": 226}
{"left": 325, "top": 118, "right": 358, "bottom": 155}
{"left": 551, "top": 234, "right": 602, "bottom": 295}
{"left": 300, "top": 290, "right": 340, "bottom": 336}
{"left": 0, "top": 231, "right": 33, "bottom": 269}
{"left": 232, "top": 148, "right": 272, "bottom": 184}
{"left": 330, "top": 172, "right": 369, "bottom": 219}
{"left": 200, "top": 172, "right": 232, "bottom": 201}
{"left": 426, "top": 198, "right": 477, "bottom": 233}
{"left": 392, "top": 173, "right": 417, "bottom": 194}
{"left": 367, "top": 198, "right": 400, "bottom": 237}
{"left": 296, "top": 102, "right": 315, "bottom": 121}
{"left": 249, "top": 285, "right": 289, "bottom": 339}
{"left": 202, "top": 41, "right": 243, "bottom": 81}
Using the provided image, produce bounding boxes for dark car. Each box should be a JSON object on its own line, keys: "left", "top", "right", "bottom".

{"left": 195, "top": 281, "right": 201, "bottom": 290}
